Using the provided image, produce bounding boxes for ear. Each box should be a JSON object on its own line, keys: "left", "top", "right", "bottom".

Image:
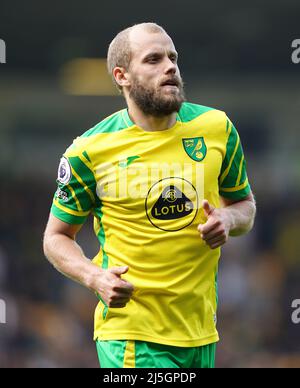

{"left": 113, "top": 67, "right": 131, "bottom": 89}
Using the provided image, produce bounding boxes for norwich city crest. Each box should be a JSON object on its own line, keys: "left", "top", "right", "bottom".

{"left": 182, "top": 137, "right": 207, "bottom": 162}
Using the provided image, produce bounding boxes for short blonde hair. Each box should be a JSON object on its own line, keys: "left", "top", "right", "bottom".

{"left": 107, "top": 22, "right": 166, "bottom": 92}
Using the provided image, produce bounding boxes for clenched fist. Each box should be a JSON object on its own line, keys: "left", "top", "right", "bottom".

{"left": 94, "top": 266, "right": 134, "bottom": 308}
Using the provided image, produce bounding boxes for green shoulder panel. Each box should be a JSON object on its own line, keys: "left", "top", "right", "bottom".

{"left": 219, "top": 118, "right": 252, "bottom": 200}
{"left": 81, "top": 109, "right": 129, "bottom": 138}
{"left": 178, "top": 102, "right": 215, "bottom": 123}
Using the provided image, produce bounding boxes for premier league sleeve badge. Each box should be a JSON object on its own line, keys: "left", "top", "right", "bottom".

{"left": 57, "top": 156, "right": 72, "bottom": 185}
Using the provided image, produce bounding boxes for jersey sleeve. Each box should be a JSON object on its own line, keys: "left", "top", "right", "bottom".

{"left": 219, "top": 117, "right": 251, "bottom": 200}
{"left": 51, "top": 144, "right": 97, "bottom": 224}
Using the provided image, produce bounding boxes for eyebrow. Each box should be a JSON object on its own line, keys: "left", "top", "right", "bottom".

{"left": 142, "top": 50, "right": 178, "bottom": 61}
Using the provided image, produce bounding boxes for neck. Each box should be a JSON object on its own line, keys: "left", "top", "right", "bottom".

{"left": 126, "top": 99, "right": 177, "bottom": 132}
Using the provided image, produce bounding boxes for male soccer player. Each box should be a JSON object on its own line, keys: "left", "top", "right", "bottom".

{"left": 43, "top": 22, "right": 256, "bottom": 368}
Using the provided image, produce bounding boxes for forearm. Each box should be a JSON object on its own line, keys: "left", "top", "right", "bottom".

{"left": 222, "top": 199, "right": 256, "bottom": 236}
{"left": 43, "top": 233, "right": 101, "bottom": 292}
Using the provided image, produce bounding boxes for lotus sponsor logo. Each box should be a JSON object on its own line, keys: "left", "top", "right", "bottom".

{"left": 145, "top": 177, "right": 199, "bottom": 232}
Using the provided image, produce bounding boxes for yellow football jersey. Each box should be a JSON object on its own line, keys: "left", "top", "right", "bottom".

{"left": 51, "top": 102, "right": 251, "bottom": 347}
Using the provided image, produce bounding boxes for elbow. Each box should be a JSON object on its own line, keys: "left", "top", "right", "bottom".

{"left": 238, "top": 218, "right": 255, "bottom": 236}
{"left": 243, "top": 198, "right": 256, "bottom": 234}
{"left": 248, "top": 201, "right": 257, "bottom": 233}
{"left": 248, "top": 214, "right": 256, "bottom": 233}
{"left": 43, "top": 233, "right": 63, "bottom": 274}
{"left": 230, "top": 201, "right": 256, "bottom": 237}
{"left": 43, "top": 234, "right": 48, "bottom": 255}
{"left": 244, "top": 209, "right": 256, "bottom": 235}
{"left": 229, "top": 223, "right": 253, "bottom": 237}
{"left": 43, "top": 233, "right": 51, "bottom": 261}
{"left": 43, "top": 231, "right": 55, "bottom": 265}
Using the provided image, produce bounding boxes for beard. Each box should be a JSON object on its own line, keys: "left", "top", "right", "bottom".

{"left": 129, "top": 75, "right": 186, "bottom": 117}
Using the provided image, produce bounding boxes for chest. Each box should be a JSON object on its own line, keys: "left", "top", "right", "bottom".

{"left": 92, "top": 133, "right": 223, "bottom": 220}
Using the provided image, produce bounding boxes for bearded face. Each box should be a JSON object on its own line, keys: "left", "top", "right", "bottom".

{"left": 129, "top": 73, "right": 186, "bottom": 117}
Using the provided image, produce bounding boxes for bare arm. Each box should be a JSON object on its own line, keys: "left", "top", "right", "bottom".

{"left": 197, "top": 192, "right": 256, "bottom": 249}
{"left": 220, "top": 192, "right": 256, "bottom": 236}
{"left": 43, "top": 214, "right": 134, "bottom": 307}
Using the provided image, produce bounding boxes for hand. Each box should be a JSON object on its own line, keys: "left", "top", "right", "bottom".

{"left": 94, "top": 266, "right": 134, "bottom": 308}
{"left": 197, "top": 200, "right": 231, "bottom": 249}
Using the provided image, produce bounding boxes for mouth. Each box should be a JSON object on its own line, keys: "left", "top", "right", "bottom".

{"left": 160, "top": 79, "right": 179, "bottom": 88}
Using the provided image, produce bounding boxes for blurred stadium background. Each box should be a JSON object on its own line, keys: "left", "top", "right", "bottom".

{"left": 0, "top": 0, "right": 300, "bottom": 368}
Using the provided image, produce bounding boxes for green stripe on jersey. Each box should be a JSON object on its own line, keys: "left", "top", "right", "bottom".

{"left": 94, "top": 205, "right": 109, "bottom": 319}
{"left": 219, "top": 184, "right": 251, "bottom": 200}
{"left": 94, "top": 206, "right": 109, "bottom": 270}
{"left": 68, "top": 155, "right": 99, "bottom": 205}
{"left": 219, "top": 120, "right": 251, "bottom": 199}
{"left": 51, "top": 203, "right": 88, "bottom": 224}
{"left": 220, "top": 122, "right": 239, "bottom": 178}
{"left": 220, "top": 147, "right": 244, "bottom": 189}
{"left": 82, "top": 150, "right": 91, "bottom": 163}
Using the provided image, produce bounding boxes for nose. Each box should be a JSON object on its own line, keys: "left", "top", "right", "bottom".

{"left": 164, "top": 57, "right": 177, "bottom": 75}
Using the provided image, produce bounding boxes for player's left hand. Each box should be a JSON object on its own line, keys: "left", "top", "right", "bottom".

{"left": 197, "top": 199, "right": 231, "bottom": 249}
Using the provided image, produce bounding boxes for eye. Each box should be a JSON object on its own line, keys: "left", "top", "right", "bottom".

{"left": 143, "top": 53, "right": 163, "bottom": 64}
{"left": 146, "top": 56, "right": 160, "bottom": 63}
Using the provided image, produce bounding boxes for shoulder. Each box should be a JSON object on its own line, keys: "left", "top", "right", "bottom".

{"left": 81, "top": 109, "right": 129, "bottom": 138}
{"left": 179, "top": 102, "right": 227, "bottom": 123}
{"left": 65, "top": 109, "right": 128, "bottom": 157}
{"left": 179, "top": 102, "right": 229, "bottom": 136}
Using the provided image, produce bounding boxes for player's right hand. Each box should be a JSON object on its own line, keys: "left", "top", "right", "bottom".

{"left": 95, "top": 266, "right": 134, "bottom": 308}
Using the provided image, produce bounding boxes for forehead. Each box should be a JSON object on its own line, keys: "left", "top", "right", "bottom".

{"left": 129, "top": 29, "right": 176, "bottom": 60}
